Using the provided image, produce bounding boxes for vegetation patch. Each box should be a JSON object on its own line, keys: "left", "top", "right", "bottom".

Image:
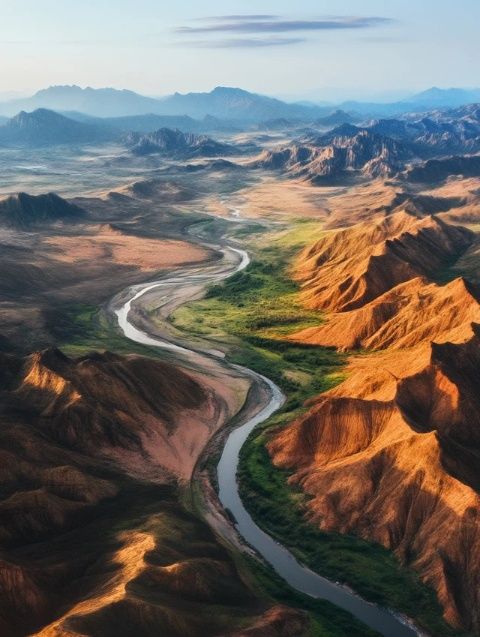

{"left": 171, "top": 229, "right": 469, "bottom": 637}
{"left": 242, "top": 556, "right": 380, "bottom": 637}
{"left": 51, "top": 303, "right": 168, "bottom": 360}
{"left": 172, "top": 248, "right": 344, "bottom": 412}
{"left": 239, "top": 428, "right": 468, "bottom": 637}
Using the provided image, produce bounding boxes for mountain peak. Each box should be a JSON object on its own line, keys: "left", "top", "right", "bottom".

{"left": 211, "top": 86, "right": 251, "bottom": 96}
{"left": 0, "top": 192, "right": 85, "bottom": 228}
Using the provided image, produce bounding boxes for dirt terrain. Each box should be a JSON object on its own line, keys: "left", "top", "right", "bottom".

{"left": 2, "top": 115, "right": 480, "bottom": 636}
{"left": 269, "top": 199, "right": 480, "bottom": 632}
{"left": 0, "top": 169, "right": 307, "bottom": 637}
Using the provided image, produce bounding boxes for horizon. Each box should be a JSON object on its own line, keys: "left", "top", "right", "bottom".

{"left": 1, "top": 82, "right": 480, "bottom": 109}
{"left": 0, "top": 0, "right": 478, "bottom": 101}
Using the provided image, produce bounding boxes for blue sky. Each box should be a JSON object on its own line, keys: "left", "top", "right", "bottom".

{"left": 0, "top": 0, "right": 478, "bottom": 100}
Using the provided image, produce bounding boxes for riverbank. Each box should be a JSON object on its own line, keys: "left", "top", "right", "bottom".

{"left": 169, "top": 221, "right": 467, "bottom": 637}
{"left": 101, "top": 213, "right": 446, "bottom": 636}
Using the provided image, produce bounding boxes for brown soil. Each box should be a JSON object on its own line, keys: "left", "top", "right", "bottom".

{"left": 269, "top": 208, "right": 480, "bottom": 633}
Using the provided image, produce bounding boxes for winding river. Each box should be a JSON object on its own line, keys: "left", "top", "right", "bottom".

{"left": 114, "top": 241, "right": 420, "bottom": 637}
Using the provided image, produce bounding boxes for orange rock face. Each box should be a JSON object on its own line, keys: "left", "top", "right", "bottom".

{"left": 269, "top": 211, "right": 480, "bottom": 632}
{"left": 294, "top": 210, "right": 473, "bottom": 313}
{"left": 291, "top": 276, "right": 480, "bottom": 350}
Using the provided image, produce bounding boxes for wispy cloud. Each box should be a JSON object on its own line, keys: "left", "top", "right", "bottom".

{"left": 176, "top": 15, "right": 395, "bottom": 35}
{"left": 197, "top": 15, "right": 279, "bottom": 22}
{"left": 180, "top": 37, "right": 305, "bottom": 49}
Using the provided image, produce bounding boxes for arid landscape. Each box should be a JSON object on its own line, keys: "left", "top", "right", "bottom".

{"left": 1, "top": 4, "right": 480, "bottom": 636}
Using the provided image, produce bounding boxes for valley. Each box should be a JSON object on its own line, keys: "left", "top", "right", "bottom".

{"left": 1, "top": 87, "right": 480, "bottom": 637}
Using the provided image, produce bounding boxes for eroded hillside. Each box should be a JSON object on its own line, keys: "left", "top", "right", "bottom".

{"left": 268, "top": 209, "right": 480, "bottom": 632}
{"left": 0, "top": 347, "right": 303, "bottom": 637}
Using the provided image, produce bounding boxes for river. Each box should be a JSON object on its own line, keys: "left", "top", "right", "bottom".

{"left": 113, "top": 241, "right": 420, "bottom": 637}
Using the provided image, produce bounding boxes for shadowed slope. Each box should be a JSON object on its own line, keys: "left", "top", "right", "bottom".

{"left": 0, "top": 193, "right": 85, "bottom": 229}
{"left": 294, "top": 211, "right": 474, "bottom": 312}
{"left": 267, "top": 208, "right": 480, "bottom": 632}
{"left": 269, "top": 330, "right": 480, "bottom": 632}
{"left": 0, "top": 347, "right": 305, "bottom": 637}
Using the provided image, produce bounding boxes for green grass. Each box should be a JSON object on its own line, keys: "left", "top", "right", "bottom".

{"left": 242, "top": 556, "right": 379, "bottom": 637}
{"left": 239, "top": 429, "right": 469, "bottom": 637}
{"left": 171, "top": 230, "right": 471, "bottom": 637}
{"left": 49, "top": 302, "right": 168, "bottom": 361}
{"left": 172, "top": 248, "right": 344, "bottom": 412}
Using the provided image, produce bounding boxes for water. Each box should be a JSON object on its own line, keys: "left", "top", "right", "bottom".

{"left": 114, "top": 243, "right": 420, "bottom": 637}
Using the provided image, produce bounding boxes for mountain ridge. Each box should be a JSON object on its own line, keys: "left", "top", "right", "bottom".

{"left": 0, "top": 108, "right": 112, "bottom": 146}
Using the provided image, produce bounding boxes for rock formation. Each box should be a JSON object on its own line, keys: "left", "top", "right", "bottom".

{"left": 269, "top": 210, "right": 480, "bottom": 632}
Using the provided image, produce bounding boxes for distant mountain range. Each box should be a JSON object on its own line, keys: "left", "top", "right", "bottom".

{"left": 253, "top": 103, "right": 480, "bottom": 184}
{"left": 403, "top": 87, "right": 480, "bottom": 109}
{"left": 92, "top": 113, "right": 234, "bottom": 134}
{"left": 154, "top": 86, "right": 327, "bottom": 121}
{"left": 0, "top": 85, "right": 329, "bottom": 122}
{"left": 338, "top": 87, "right": 480, "bottom": 117}
{"left": 0, "top": 109, "right": 113, "bottom": 146}
{"left": 313, "top": 109, "right": 357, "bottom": 128}
{"left": 0, "top": 108, "right": 242, "bottom": 147}
{"left": 254, "top": 126, "right": 410, "bottom": 183}
{"left": 1, "top": 84, "right": 480, "bottom": 122}
{"left": 0, "top": 85, "right": 162, "bottom": 118}
{"left": 1, "top": 95, "right": 480, "bottom": 163}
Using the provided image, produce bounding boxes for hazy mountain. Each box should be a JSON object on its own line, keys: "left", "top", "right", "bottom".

{"left": 0, "top": 85, "right": 162, "bottom": 118}
{"left": 305, "top": 105, "right": 480, "bottom": 157}
{"left": 104, "top": 113, "right": 240, "bottom": 133}
{"left": 254, "top": 101, "right": 480, "bottom": 186}
{"left": 126, "top": 127, "right": 235, "bottom": 157}
{"left": 2, "top": 85, "right": 480, "bottom": 123}
{"left": 313, "top": 109, "right": 357, "bottom": 127}
{"left": 0, "top": 85, "right": 329, "bottom": 122}
{"left": 405, "top": 87, "right": 480, "bottom": 109}
{"left": 0, "top": 109, "right": 113, "bottom": 146}
{"left": 156, "top": 86, "right": 327, "bottom": 121}
{"left": 368, "top": 105, "right": 480, "bottom": 154}
{"left": 109, "top": 113, "right": 202, "bottom": 133}
{"left": 339, "top": 88, "right": 480, "bottom": 118}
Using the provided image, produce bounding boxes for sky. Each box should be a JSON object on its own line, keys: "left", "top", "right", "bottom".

{"left": 0, "top": 0, "right": 478, "bottom": 101}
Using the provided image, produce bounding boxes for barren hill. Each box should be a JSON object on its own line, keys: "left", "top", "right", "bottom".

{"left": 293, "top": 210, "right": 474, "bottom": 312}
{"left": 268, "top": 206, "right": 480, "bottom": 632}
{"left": 126, "top": 127, "right": 234, "bottom": 157}
{"left": 0, "top": 347, "right": 297, "bottom": 637}
{"left": 269, "top": 329, "right": 480, "bottom": 632}
{"left": 292, "top": 276, "right": 480, "bottom": 350}
{"left": 0, "top": 108, "right": 110, "bottom": 146}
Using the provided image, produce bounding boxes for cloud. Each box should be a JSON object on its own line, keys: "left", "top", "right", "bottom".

{"left": 176, "top": 16, "right": 395, "bottom": 35}
{"left": 180, "top": 37, "right": 305, "bottom": 49}
{"left": 199, "top": 15, "right": 279, "bottom": 22}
